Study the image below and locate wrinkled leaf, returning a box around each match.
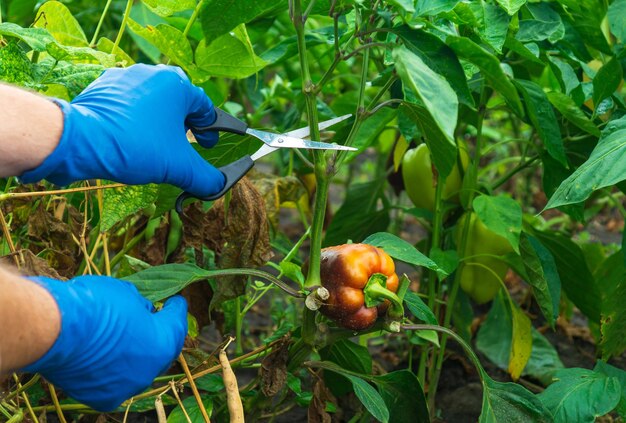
[101,184,159,232]
[480,375,552,422]
[538,368,621,423]
[0,22,55,51]
[494,0,527,15]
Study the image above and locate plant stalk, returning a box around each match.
[90,0,114,46]
[113,0,133,52]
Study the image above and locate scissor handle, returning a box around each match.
[175,155,255,214]
[190,107,249,135]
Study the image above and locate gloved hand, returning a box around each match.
[21,275,187,412]
[19,64,225,198]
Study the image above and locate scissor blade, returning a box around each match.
[285,114,352,138]
[247,129,357,151]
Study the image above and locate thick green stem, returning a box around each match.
[113,0,132,52]
[291,0,327,288]
[90,0,114,46]
[305,175,330,287]
[364,281,404,318]
[418,172,445,384]
[183,0,207,38]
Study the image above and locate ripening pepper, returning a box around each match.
[318,244,401,331]
[401,142,469,212]
[455,212,512,304]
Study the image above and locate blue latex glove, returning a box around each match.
[21,276,187,412]
[19,64,225,197]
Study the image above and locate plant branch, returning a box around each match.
[113,0,133,51]
[90,0,113,46]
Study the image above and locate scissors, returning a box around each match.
[175,108,355,213]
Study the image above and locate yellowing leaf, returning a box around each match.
[508,301,532,380]
[393,136,409,172]
[34,1,88,46]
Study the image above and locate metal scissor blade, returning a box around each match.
[285,114,352,138]
[246,129,357,151]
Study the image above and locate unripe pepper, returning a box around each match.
[318,244,401,331]
[401,143,469,212]
[455,212,512,304]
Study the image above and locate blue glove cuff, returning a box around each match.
[21,277,80,373]
[19,99,77,185]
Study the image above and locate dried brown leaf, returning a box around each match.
[247,170,307,228]
[308,376,336,423]
[261,335,292,397]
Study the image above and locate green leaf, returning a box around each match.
[200,0,284,41]
[363,232,447,276]
[346,375,390,423]
[560,0,612,55]
[321,340,373,397]
[545,116,626,210]
[447,36,524,116]
[515,80,567,167]
[595,251,626,359]
[167,395,212,423]
[323,179,389,247]
[473,195,522,254]
[538,368,621,423]
[533,230,600,322]
[472,2,511,53]
[429,247,459,278]
[398,102,458,181]
[194,133,261,168]
[415,0,459,16]
[45,43,116,67]
[124,263,212,302]
[594,361,626,418]
[44,60,104,99]
[195,374,225,393]
[404,291,438,325]
[0,22,55,51]
[608,0,626,43]
[480,375,552,422]
[127,20,196,75]
[546,91,600,137]
[476,293,564,386]
[196,24,268,79]
[0,42,34,84]
[494,0,527,15]
[387,0,415,14]
[592,57,623,108]
[101,184,158,232]
[516,3,564,43]
[519,234,561,327]
[393,45,458,177]
[374,371,430,423]
[393,26,473,106]
[34,1,87,46]
[142,0,195,17]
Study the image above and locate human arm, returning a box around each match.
[1,64,225,197]
[0,266,61,371]
[0,267,188,411]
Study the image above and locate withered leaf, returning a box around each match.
[308,376,336,423]
[19,249,64,279]
[180,177,273,310]
[247,170,308,228]
[261,335,292,397]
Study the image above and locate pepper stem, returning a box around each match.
[364,273,404,319]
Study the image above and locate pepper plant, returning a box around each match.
[1,0,626,422]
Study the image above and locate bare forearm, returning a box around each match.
[0,266,60,373]
[0,84,63,177]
